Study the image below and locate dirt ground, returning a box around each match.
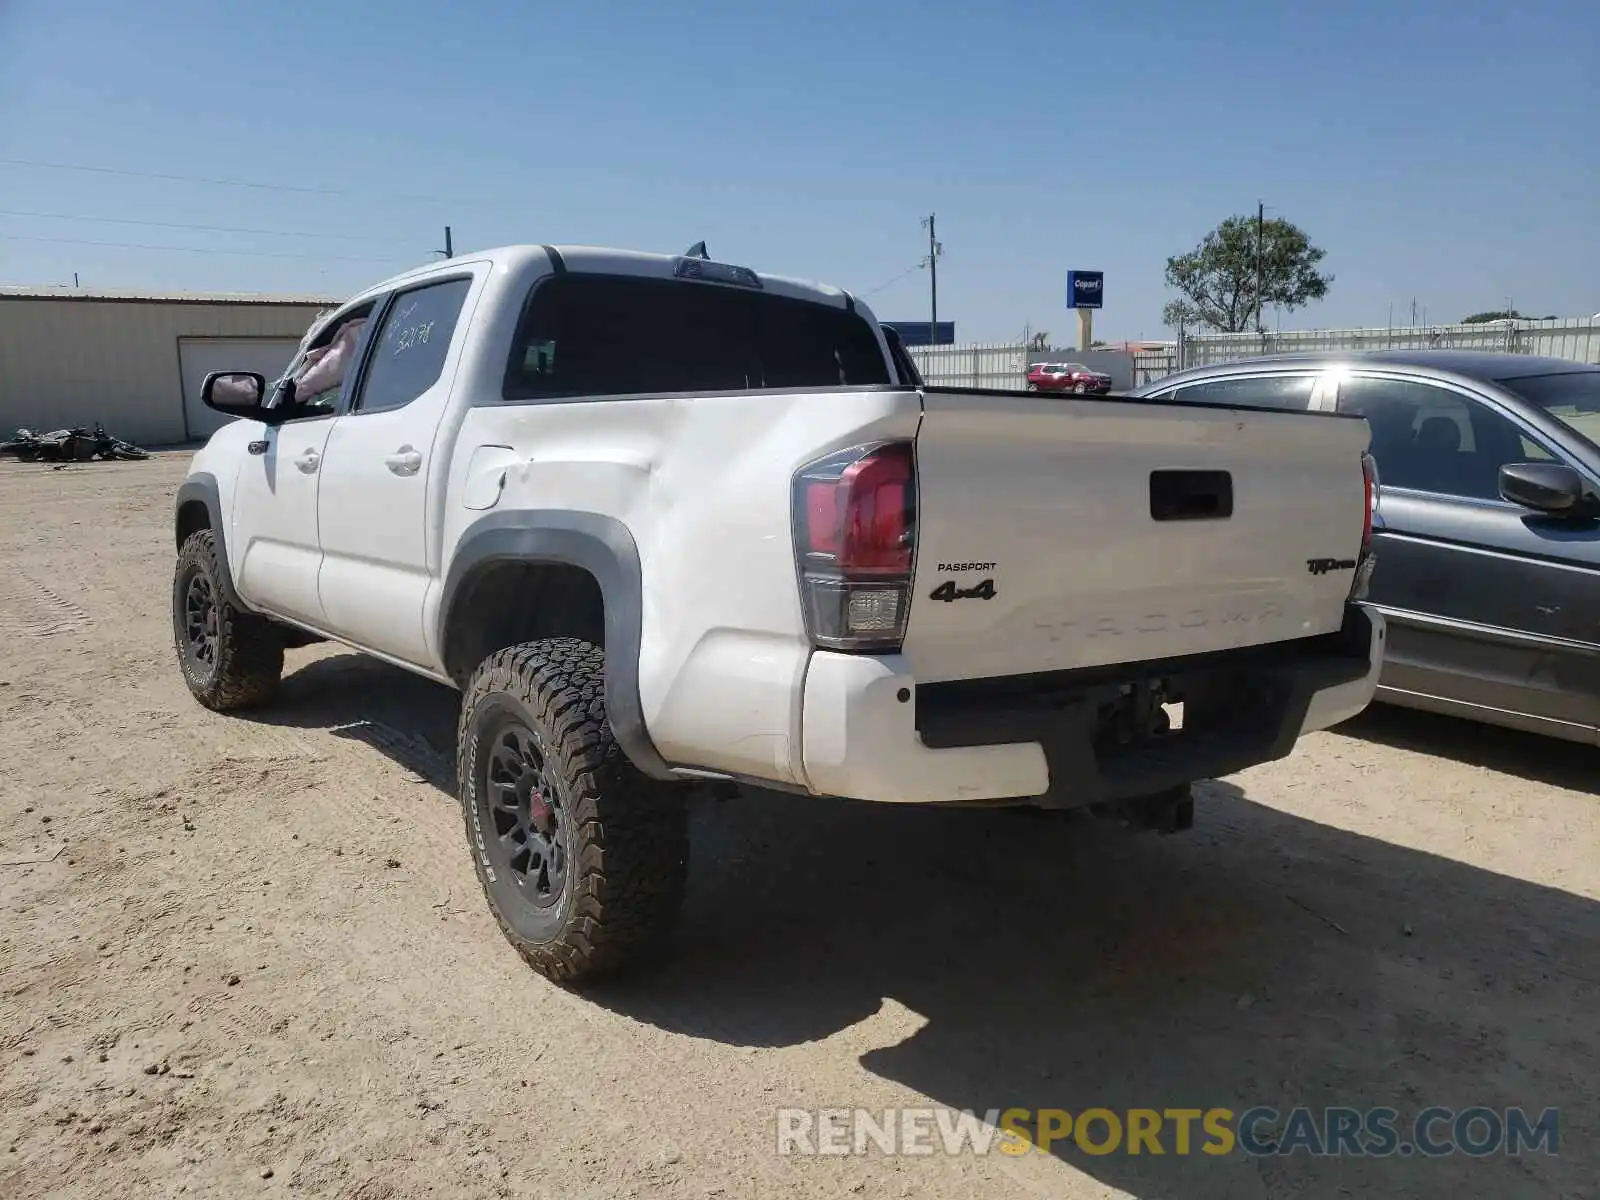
[1,454,1596,1200]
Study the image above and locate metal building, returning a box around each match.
[0,286,336,446]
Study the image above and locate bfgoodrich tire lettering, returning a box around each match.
[457,638,688,983]
[172,529,284,710]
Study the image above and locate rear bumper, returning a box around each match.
[799,604,1384,806]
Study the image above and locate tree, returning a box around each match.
[1162,214,1331,332]
[1461,310,1524,324]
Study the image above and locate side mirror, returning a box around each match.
[1499,461,1587,515]
[201,371,268,418]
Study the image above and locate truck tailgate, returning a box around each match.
[906,390,1371,682]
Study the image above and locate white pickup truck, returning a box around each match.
[173,244,1383,983]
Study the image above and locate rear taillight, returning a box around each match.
[1351,452,1378,600]
[792,441,917,652]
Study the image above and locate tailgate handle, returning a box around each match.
[1150,470,1233,521]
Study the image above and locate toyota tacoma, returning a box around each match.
[172,243,1383,982]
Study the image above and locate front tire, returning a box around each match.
[457,639,688,984]
[173,530,284,710]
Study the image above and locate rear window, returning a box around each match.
[503,274,891,400]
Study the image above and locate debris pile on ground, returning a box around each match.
[0,423,150,464]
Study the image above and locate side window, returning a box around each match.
[353,278,472,414]
[882,327,924,388]
[1338,376,1553,501]
[273,305,375,420]
[1170,374,1317,410]
[1520,435,1554,461]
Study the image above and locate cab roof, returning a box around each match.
[362,244,854,310]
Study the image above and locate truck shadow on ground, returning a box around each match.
[264,651,462,786]
[610,788,1598,1198]
[1335,703,1600,796]
[262,651,1597,1199]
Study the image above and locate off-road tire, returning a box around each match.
[457,638,689,984]
[172,529,284,710]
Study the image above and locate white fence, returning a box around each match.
[909,317,1600,392]
[906,341,1031,390]
[1179,317,1600,371]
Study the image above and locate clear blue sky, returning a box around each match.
[2,0,1595,340]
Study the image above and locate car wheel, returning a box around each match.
[1074,382,1088,394]
[1026,382,1039,392]
[172,529,284,711]
[458,638,689,984]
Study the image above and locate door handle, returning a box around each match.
[385,447,423,476]
[295,449,320,473]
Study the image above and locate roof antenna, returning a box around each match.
[684,241,710,260]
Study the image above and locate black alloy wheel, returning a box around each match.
[182,569,218,675]
[482,718,570,909]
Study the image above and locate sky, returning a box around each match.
[1,0,1595,341]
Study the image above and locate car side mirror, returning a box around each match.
[1499,461,1588,515]
[201,371,268,419]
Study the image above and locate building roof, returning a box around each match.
[0,284,340,306]
[3,244,851,313]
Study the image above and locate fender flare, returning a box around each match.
[438,510,671,780]
[174,474,248,610]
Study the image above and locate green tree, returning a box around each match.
[1162,215,1332,332]
[1461,310,1524,323]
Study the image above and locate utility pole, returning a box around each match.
[921,214,942,344]
[1254,200,1265,333]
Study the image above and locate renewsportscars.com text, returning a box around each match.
[775,1106,1559,1158]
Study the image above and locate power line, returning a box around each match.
[0,207,413,244]
[0,157,488,206]
[0,233,405,264]
[861,262,923,297]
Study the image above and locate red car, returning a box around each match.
[1026,362,1113,394]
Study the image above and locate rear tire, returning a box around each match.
[457,638,688,984]
[172,530,284,710]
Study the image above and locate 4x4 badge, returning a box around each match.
[930,578,997,602]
